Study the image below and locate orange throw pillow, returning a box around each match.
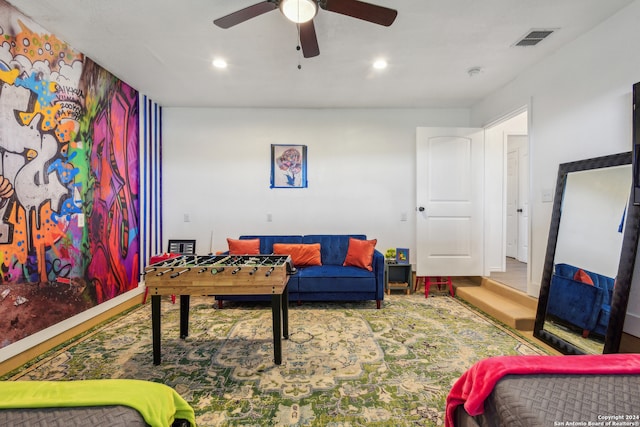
[343,237,377,271]
[574,268,594,285]
[273,243,322,267]
[227,238,260,255]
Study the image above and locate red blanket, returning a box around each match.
[445,353,640,427]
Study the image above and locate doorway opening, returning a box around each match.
[485,109,530,294]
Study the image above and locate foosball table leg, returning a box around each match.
[272,293,283,365]
[151,295,161,365]
[283,286,289,340]
[179,295,190,339]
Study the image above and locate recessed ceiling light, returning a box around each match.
[212,58,227,69]
[373,59,387,70]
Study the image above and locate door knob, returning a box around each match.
[517,208,523,213]
[418,206,425,212]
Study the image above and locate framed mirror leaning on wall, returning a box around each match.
[534,152,640,354]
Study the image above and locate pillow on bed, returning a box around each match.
[273,243,321,267]
[574,268,594,286]
[343,237,377,271]
[227,238,260,255]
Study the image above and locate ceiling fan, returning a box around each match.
[213,0,398,58]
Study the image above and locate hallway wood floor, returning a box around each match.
[488,257,527,293]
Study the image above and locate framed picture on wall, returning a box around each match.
[396,248,409,264]
[270,144,308,188]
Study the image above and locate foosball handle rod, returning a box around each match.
[156,268,174,276]
[170,268,190,278]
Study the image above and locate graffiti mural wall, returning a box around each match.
[0,1,140,348]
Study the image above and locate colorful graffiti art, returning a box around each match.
[0,3,140,348]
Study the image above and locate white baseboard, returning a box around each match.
[624,311,640,338]
[527,283,540,299]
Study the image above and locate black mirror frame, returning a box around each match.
[533,151,639,354]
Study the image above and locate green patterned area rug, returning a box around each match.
[5,294,547,426]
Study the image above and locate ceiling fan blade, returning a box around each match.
[213,2,277,29]
[299,20,320,58]
[323,0,397,26]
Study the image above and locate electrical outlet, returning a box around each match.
[266,213,273,222]
[400,212,408,222]
[77,213,84,227]
[184,213,190,222]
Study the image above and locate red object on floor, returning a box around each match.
[143,253,181,304]
[418,276,454,298]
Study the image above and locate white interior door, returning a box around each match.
[506,134,529,263]
[416,127,484,277]
[506,149,518,258]
[516,137,529,263]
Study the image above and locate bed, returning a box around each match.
[0,379,196,427]
[446,354,640,427]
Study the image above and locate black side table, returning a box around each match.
[384,262,413,295]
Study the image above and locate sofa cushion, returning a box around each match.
[343,237,377,271]
[298,265,374,279]
[301,234,367,265]
[239,235,303,254]
[574,268,594,285]
[227,238,260,255]
[297,266,376,293]
[273,243,322,267]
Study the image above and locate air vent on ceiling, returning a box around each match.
[514,29,556,47]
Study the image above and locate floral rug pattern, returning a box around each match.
[6,294,547,426]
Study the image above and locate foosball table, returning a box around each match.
[144,254,293,365]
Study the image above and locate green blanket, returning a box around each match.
[0,379,196,427]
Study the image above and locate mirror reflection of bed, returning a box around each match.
[534,152,639,355]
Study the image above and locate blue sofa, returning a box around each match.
[216,234,384,309]
[546,263,614,338]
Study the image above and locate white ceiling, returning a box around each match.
[6,0,634,108]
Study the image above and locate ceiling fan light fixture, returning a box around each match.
[280,0,317,23]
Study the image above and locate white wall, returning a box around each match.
[554,165,630,277]
[471,0,640,334]
[162,108,470,262]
